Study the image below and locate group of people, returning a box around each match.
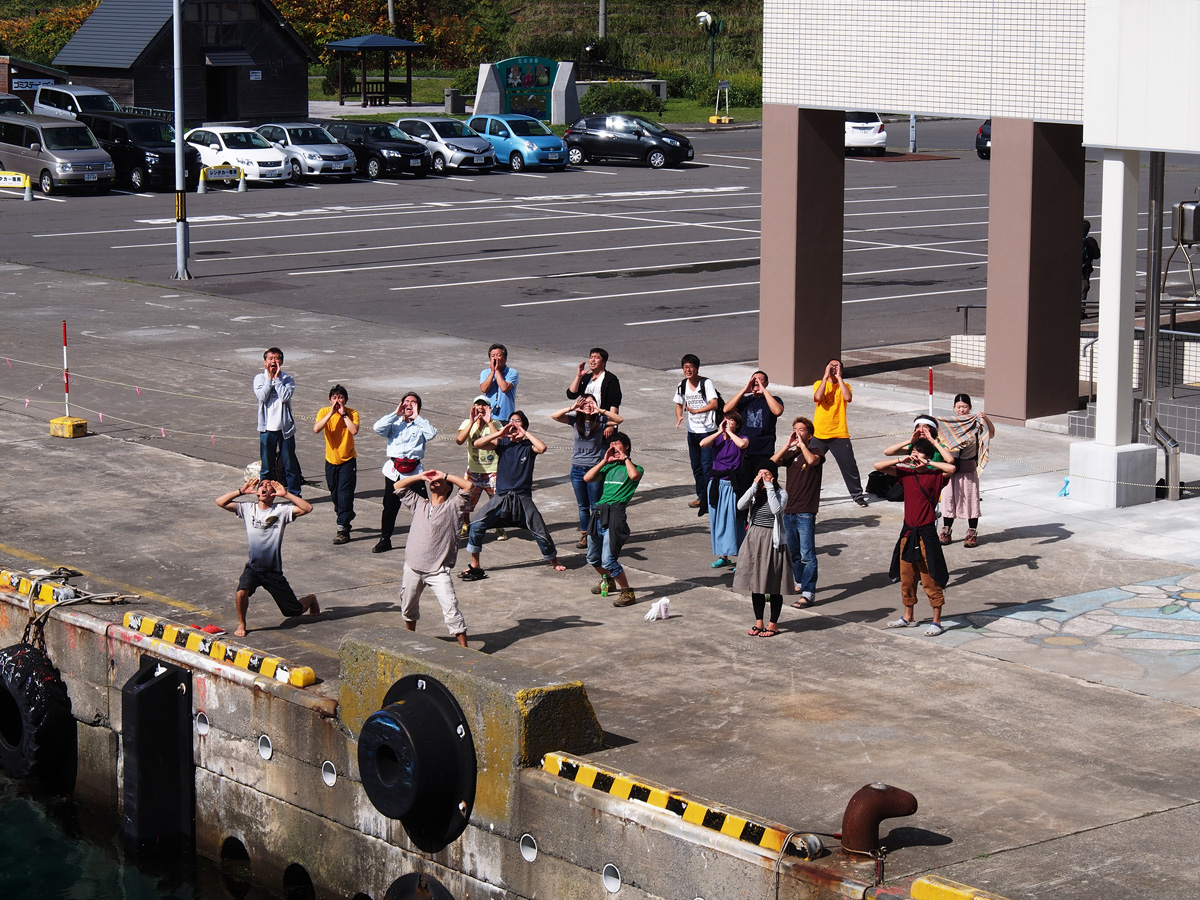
[221,345,995,644]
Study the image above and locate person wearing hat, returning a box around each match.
[455,395,503,539]
[883,415,954,463]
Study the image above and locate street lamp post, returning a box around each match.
[695,11,723,76]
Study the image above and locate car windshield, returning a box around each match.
[507,118,553,137]
[43,126,99,151]
[365,123,408,142]
[128,121,175,145]
[628,116,666,134]
[286,127,335,145]
[0,98,30,114]
[77,94,121,113]
[431,120,478,139]
[846,111,880,124]
[221,131,271,150]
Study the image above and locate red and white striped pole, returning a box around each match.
[927,366,934,416]
[62,319,70,418]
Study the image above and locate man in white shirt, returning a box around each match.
[673,353,720,515]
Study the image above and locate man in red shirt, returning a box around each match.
[873,438,956,636]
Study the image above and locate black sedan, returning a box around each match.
[320,120,430,179]
[976,119,991,160]
[564,113,693,169]
[76,111,201,191]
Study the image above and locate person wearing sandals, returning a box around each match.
[771,417,825,607]
[874,439,956,636]
[455,396,502,540]
[551,397,622,550]
[700,411,749,571]
[937,394,994,548]
[583,432,644,607]
[460,412,568,581]
[734,468,795,636]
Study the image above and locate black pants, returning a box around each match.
[812,437,863,501]
[380,475,427,540]
[325,458,357,530]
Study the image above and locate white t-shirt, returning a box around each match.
[673,377,718,434]
[236,501,295,571]
[584,370,606,406]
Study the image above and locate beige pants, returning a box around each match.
[401,565,466,635]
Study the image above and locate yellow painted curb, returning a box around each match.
[1,570,73,603]
[543,751,791,853]
[910,875,1012,900]
[123,611,316,687]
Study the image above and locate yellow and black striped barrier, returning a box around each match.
[123,612,315,687]
[542,751,793,853]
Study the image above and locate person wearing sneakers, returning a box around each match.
[215,477,320,638]
[701,411,749,571]
[813,359,868,506]
[393,469,474,647]
[673,354,720,515]
[771,417,825,608]
[551,396,622,550]
[460,412,568,580]
[583,432,644,607]
[874,438,956,636]
[455,396,502,540]
[313,384,359,545]
[372,392,437,553]
[937,393,994,549]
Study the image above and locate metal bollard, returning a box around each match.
[237,169,247,192]
[197,170,207,194]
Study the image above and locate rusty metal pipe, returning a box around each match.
[840,782,918,854]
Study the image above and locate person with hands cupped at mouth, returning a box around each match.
[583,433,643,608]
[733,467,794,637]
[700,411,750,571]
[372,392,437,554]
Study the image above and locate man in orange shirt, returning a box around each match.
[813,359,867,507]
[313,384,360,544]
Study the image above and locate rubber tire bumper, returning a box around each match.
[0,643,73,780]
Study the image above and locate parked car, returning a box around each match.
[34,84,122,120]
[845,111,887,155]
[976,119,991,160]
[183,126,288,184]
[466,113,566,171]
[0,112,114,194]
[394,117,495,174]
[76,111,200,191]
[256,122,356,182]
[563,114,693,169]
[0,92,31,115]
[320,120,430,179]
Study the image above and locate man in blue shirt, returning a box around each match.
[371,392,437,553]
[479,343,518,422]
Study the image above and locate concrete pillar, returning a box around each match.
[984,119,1084,424]
[758,105,844,387]
[1068,148,1155,507]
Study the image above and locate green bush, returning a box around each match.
[578,80,665,116]
[450,67,478,95]
[657,70,761,105]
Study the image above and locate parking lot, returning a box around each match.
[4,119,1199,370]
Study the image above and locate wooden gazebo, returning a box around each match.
[326,34,425,107]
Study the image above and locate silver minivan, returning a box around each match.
[33,84,122,120]
[0,113,115,194]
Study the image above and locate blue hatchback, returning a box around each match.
[466,114,567,172]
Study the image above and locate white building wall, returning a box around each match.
[764,0,1084,122]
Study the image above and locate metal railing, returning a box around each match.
[955,304,986,334]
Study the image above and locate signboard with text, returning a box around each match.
[494,56,557,120]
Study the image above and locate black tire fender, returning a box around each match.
[0,643,73,781]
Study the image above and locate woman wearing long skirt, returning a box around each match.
[733,468,796,636]
[700,411,748,569]
[938,393,994,548]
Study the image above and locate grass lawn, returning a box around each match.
[309,76,453,105]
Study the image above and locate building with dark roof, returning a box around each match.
[53,0,316,123]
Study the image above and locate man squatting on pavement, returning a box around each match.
[372,392,437,554]
[313,384,359,545]
[584,432,644,608]
[215,478,320,637]
[460,411,567,580]
[874,438,956,637]
[393,469,474,647]
[253,347,303,496]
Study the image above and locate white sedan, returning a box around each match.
[184,126,289,184]
[845,111,887,156]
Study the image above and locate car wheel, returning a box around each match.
[130,166,147,191]
[977,149,990,160]
[509,151,524,172]
[290,159,303,182]
[567,146,585,166]
[39,170,55,196]
[431,154,446,174]
[366,157,382,179]
[647,149,667,169]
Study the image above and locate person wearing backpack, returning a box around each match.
[673,354,721,515]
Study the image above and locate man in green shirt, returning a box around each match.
[583,433,644,607]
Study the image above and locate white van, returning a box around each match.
[34,84,122,120]
[0,113,115,194]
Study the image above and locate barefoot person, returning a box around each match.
[394,469,475,647]
[215,478,319,637]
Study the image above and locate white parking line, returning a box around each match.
[502,280,760,309]
[843,286,986,304]
[700,162,752,170]
[0,189,67,203]
[627,309,759,325]
[509,171,549,178]
[704,154,762,162]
